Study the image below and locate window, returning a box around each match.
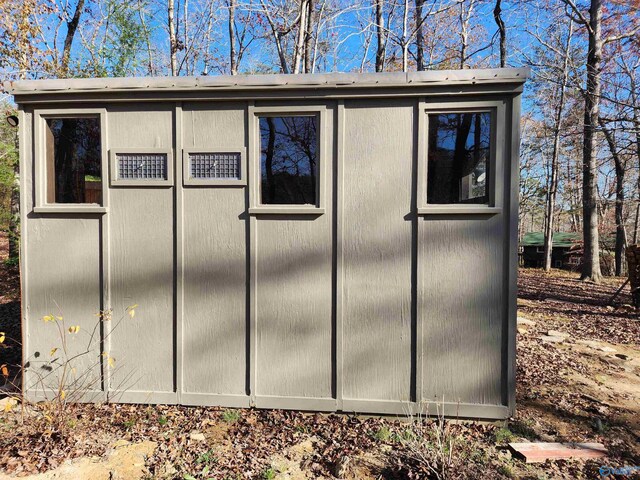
[259,115,318,205]
[109,148,173,187]
[116,153,168,180]
[427,112,490,205]
[190,152,241,180]
[45,117,102,204]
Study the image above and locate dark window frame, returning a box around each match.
[34,108,108,214]
[417,101,504,216]
[248,105,326,215]
[426,111,491,206]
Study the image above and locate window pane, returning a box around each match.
[46,117,102,204]
[427,112,490,205]
[260,116,318,205]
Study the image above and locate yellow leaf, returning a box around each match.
[3,399,13,412]
[108,356,116,368]
[49,347,58,356]
[101,351,108,358]
[42,315,54,323]
[56,316,63,321]
[0,332,5,343]
[127,304,138,318]
[0,365,8,378]
[68,325,80,334]
[60,390,66,400]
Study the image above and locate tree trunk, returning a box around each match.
[415,0,425,71]
[228,0,237,75]
[304,0,314,73]
[293,0,308,74]
[375,0,385,72]
[543,20,572,272]
[600,118,627,276]
[61,0,86,75]
[168,0,177,75]
[459,0,473,69]
[493,0,506,67]
[580,0,603,282]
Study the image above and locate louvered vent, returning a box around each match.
[117,153,167,180]
[190,152,241,180]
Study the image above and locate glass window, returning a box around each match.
[427,112,490,205]
[259,115,318,205]
[45,117,102,204]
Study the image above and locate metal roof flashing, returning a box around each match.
[6,68,529,99]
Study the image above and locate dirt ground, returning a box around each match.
[0,232,639,479]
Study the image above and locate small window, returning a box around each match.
[45,117,102,204]
[427,112,490,205]
[190,152,241,180]
[116,153,167,180]
[259,115,318,205]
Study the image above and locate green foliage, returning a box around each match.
[0,103,18,236]
[494,427,514,444]
[158,416,168,426]
[196,449,217,465]
[123,418,137,429]
[3,256,18,267]
[89,0,152,77]
[221,409,240,423]
[373,425,391,442]
[261,468,276,480]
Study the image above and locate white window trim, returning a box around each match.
[247,104,327,215]
[109,148,174,187]
[182,147,247,187]
[417,99,505,215]
[33,108,108,214]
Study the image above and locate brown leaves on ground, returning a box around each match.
[1,250,639,479]
[515,268,640,479]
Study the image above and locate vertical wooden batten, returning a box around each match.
[175,102,184,401]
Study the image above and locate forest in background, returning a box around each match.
[0,0,638,282]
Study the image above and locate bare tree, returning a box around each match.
[168,0,177,75]
[561,0,640,282]
[375,0,387,72]
[228,0,238,74]
[543,19,573,272]
[493,0,505,67]
[61,0,86,75]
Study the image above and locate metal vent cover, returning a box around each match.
[117,153,168,180]
[189,152,241,180]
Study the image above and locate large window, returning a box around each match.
[427,112,490,205]
[45,117,102,204]
[259,115,318,205]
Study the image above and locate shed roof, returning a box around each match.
[6,68,529,97]
[521,232,581,248]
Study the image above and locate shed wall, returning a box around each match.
[20,88,520,418]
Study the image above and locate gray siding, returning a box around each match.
[107,105,175,396]
[341,100,414,403]
[18,74,524,418]
[181,103,248,398]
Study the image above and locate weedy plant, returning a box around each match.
[1,303,138,434]
[398,401,461,480]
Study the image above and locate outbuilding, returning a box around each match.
[9,68,527,419]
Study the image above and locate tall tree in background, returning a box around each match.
[493,0,505,67]
[543,19,573,272]
[168,0,177,75]
[561,0,639,282]
[61,0,86,75]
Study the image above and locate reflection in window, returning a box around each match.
[259,115,318,205]
[427,112,490,204]
[45,117,102,204]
